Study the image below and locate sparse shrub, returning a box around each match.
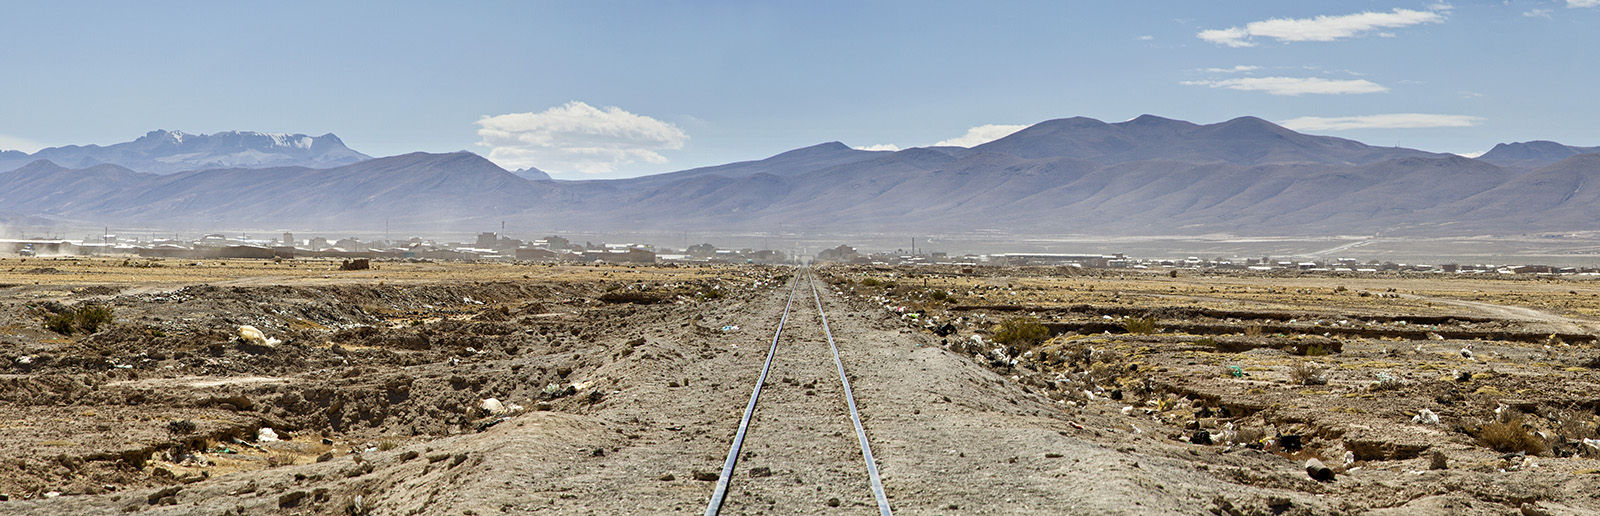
[268,453,297,467]
[1334,285,1348,293]
[44,311,76,335]
[1121,316,1158,335]
[166,419,197,437]
[1476,418,1546,455]
[699,288,723,300]
[42,303,114,335]
[1288,362,1328,385]
[340,259,370,271]
[1195,337,1217,347]
[859,278,882,287]
[929,290,949,301]
[1303,343,1329,356]
[75,304,114,333]
[378,441,399,452]
[1244,325,1264,337]
[991,317,1050,348]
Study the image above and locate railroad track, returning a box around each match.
[704,269,892,516]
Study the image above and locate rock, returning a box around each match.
[749,466,772,477]
[1429,450,1448,470]
[1305,458,1335,482]
[278,490,309,509]
[658,473,675,481]
[1190,430,1213,445]
[1521,503,1553,516]
[535,401,554,411]
[146,486,181,505]
[691,469,719,482]
[317,452,334,463]
[826,497,841,507]
[399,450,419,462]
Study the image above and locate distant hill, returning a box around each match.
[0,130,371,174]
[1476,140,1600,170]
[5,115,1600,237]
[513,167,552,181]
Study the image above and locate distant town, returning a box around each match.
[1,232,1597,275]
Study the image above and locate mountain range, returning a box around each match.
[0,130,369,174]
[1,116,1598,237]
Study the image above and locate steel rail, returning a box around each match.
[703,271,800,516]
[809,273,894,516]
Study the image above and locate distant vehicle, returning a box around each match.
[19,244,35,257]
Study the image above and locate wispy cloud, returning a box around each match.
[475,101,688,174]
[1279,113,1482,131]
[935,124,1028,147]
[1198,8,1445,47]
[854,144,900,152]
[1181,77,1387,96]
[0,133,45,153]
[1524,8,1553,18]
[1138,35,1155,41]
[1201,65,1261,73]
[1569,0,1600,8]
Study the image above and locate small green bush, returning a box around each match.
[75,304,114,333]
[929,290,949,301]
[45,311,76,335]
[42,304,115,335]
[859,278,882,287]
[992,317,1050,348]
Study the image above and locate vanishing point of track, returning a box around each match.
[704,269,892,516]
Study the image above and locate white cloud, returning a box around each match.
[1198,8,1445,47]
[475,101,688,174]
[934,124,1028,147]
[1278,113,1482,131]
[854,144,900,152]
[0,133,45,153]
[1181,76,1387,96]
[1138,35,1155,41]
[1569,0,1600,7]
[1201,65,1262,73]
[1524,8,1553,18]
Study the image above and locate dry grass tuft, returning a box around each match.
[992,317,1050,348]
[1288,362,1328,385]
[1476,418,1546,455]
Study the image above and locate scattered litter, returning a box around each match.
[1226,365,1246,378]
[480,398,507,415]
[720,325,740,332]
[257,427,279,442]
[1343,450,1356,468]
[1412,408,1440,425]
[1305,458,1335,481]
[238,325,280,347]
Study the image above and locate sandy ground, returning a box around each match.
[0,259,1598,514]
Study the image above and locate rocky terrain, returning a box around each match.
[0,258,1597,514]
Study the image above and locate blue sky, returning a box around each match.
[1,1,1596,179]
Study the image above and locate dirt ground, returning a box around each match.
[0,258,1598,515]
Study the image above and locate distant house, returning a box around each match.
[516,247,559,261]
